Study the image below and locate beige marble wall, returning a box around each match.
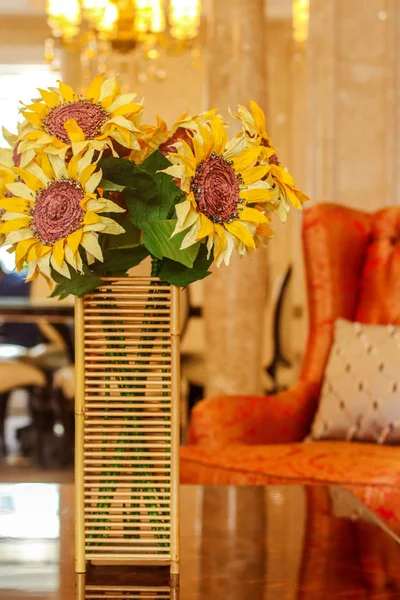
[308,0,400,209]
[286,0,400,371]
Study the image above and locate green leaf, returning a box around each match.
[51,265,102,299]
[99,157,141,185]
[158,245,213,287]
[99,157,157,202]
[140,149,171,175]
[100,179,126,192]
[99,214,142,250]
[95,245,149,276]
[142,219,200,268]
[126,169,184,229]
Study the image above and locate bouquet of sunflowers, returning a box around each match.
[0,74,308,297]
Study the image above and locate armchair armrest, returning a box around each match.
[188,381,320,446]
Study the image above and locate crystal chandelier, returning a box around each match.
[45,0,202,82]
[292,0,309,44]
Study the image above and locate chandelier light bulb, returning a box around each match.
[169,0,201,40]
[292,0,310,44]
[46,0,81,39]
[82,0,108,26]
[96,1,119,33]
[134,0,166,34]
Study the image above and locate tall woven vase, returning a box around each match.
[74,276,180,577]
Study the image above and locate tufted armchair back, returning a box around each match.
[186,203,400,447]
[300,204,400,387]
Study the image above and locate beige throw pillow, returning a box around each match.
[311,319,400,444]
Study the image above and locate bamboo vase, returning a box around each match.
[74,277,180,576]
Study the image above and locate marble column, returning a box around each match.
[60,46,83,90]
[204,0,269,397]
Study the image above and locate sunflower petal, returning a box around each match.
[67,228,83,255]
[241,165,269,185]
[86,74,105,103]
[231,146,261,172]
[24,101,48,116]
[48,154,68,180]
[86,198,125,214]
[80,163,97,187]
[15,238,37,269]
[39,89,60,109]
[85,170,102,194]
[50,254,70,277]
[180,220,201,250]
[81,232,103,261]
[22,111,43,128]
[210,116,228,155]
[83,211,101,225]
[76,148,95,176]
[0,199,30,215]
[196,213,214,240]
[37,253,52,279]
[25,260,38,281]
[106,115,137,133]
[26,242,43,262]
[39,153,54,179]
[217,230,235,267]
[0,217,31,233]
[225,221,256,248]
[213,223,227,260]
[15,163,49,187]
[67,154,79,181]
[256,223,274,238]
[64,243,77,270]
[58,81,76,102]
[111,103,142,118]
[10,170,42,192]
[99,76,118,103]
[249,101,266,135]
[241,185,273,204]
[5,182,35,201]
[64,119,85,143]
[53,239,65,267]
[97,216,125,235]
[108,93,137,113]
[238,206,269,224]
[5,229,33,244]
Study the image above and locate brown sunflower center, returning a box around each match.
[191,153,244,224]
[32,179,84,245]
[42,100,109,144]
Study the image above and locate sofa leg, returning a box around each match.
[0,392,9,457]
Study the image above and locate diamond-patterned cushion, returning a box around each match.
[311,319,400,444]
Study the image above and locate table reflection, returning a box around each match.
[0,484,398,599]
[76,569,179,599]
[0,483,59,594]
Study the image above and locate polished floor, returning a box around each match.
[0,484,398,599]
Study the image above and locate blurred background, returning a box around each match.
[0,0,397,472]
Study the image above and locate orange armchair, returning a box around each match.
[180,204,400,491]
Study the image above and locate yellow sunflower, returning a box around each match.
[130,109,218,164]
[235,101,309,221]
[0,148,16,246]
[17,74,143,159]
[0,151,125,281]
[164,116,274,266]
[0,148,15,198]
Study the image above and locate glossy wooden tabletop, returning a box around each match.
[0,484,399,599]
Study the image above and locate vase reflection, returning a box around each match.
[76,568,179,599]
